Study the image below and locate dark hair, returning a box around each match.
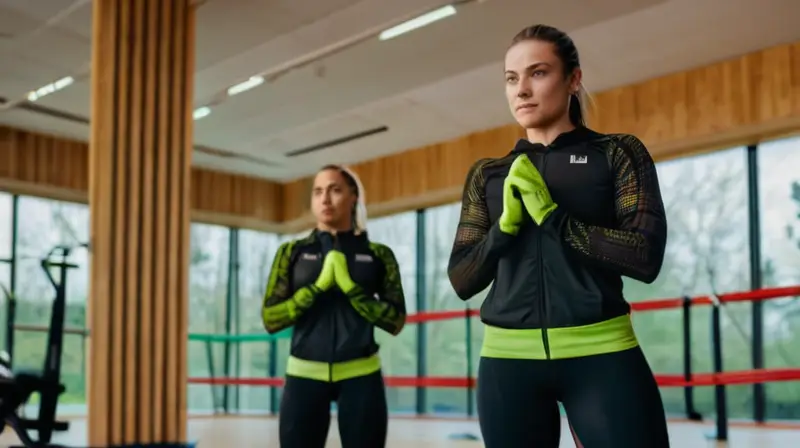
[318,164,360,230]
[510,24,585,127]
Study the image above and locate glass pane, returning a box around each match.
[424,203,487,416]
[0,192,11,353]
[0,262,8,354]
[757,135,800,420]
[0,193,11,259]
[625,147,752,419]
[13,196,90,415]
[14,197,90,327]
[187,223,230,413]
[236,229,282,413]
[367,212,418,414]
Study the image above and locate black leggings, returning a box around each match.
[279,370,388,448]
[477,346,670,448]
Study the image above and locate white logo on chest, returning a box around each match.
[569,155,588,164]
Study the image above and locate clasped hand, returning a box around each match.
[314,250,357,294]
[498,154,558,234]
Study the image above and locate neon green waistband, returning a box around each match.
[481,315,638,360]
[286,354,381,382]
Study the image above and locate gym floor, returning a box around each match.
[1,416,799,447]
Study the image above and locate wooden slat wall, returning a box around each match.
[190,168,283,230]
[0,126,89,201]
[591,43,800,158]
[0,125,284,225]
[2,41,799,232]
[88,0,193,445]
[282,41,800,226]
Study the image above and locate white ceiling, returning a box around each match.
[0,0,798,182]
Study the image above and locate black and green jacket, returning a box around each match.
[262,229,406,363]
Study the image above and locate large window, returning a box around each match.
[187,223,231,412]
[367,212,418,413]
[757,135,800,419]
[423,203,486,415]
[625,147,753,418]
[13,197,90,412]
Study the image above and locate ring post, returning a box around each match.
[682,295,702,420]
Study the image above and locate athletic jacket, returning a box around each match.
[447,126,668,334]
[262,229,406,363]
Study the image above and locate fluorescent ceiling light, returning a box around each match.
[227,76,264,96]
[193,107,211,120]
[27,76,74,102]
[379,5,457,41]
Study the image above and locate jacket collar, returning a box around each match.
[510,126,599,154]
[310,228,366,249]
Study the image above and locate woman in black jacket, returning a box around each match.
[262,165,407,448]
[448,24,671,447]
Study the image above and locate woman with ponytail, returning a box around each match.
[447,24,670,447]
[261,164,406,448]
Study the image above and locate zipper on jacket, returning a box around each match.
[538,151,551,360]
[329,234,338,381]
[329,329,335,382]
[330,308,337,382]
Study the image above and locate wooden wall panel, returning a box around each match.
[0,125,284,227]
[282,41,800,227]
[190,168,282,228]
[589,43,800,159]
[0,126,88,201]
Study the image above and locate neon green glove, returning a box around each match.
[498,169,526,235]
[505,154,558,226]
[328,251,358,294]
[314,252,337,291]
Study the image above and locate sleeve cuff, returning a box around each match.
[345,284,365,300]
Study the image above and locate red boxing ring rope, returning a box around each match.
[402,285,800,323]
[189,285,800,390]
[188,368,800,389]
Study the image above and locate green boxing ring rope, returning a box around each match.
[188,328,291,343]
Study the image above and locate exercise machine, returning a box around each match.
[1,243,86,447]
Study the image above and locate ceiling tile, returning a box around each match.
[195,0,299,71]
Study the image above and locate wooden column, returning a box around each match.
[88,0,195,445]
